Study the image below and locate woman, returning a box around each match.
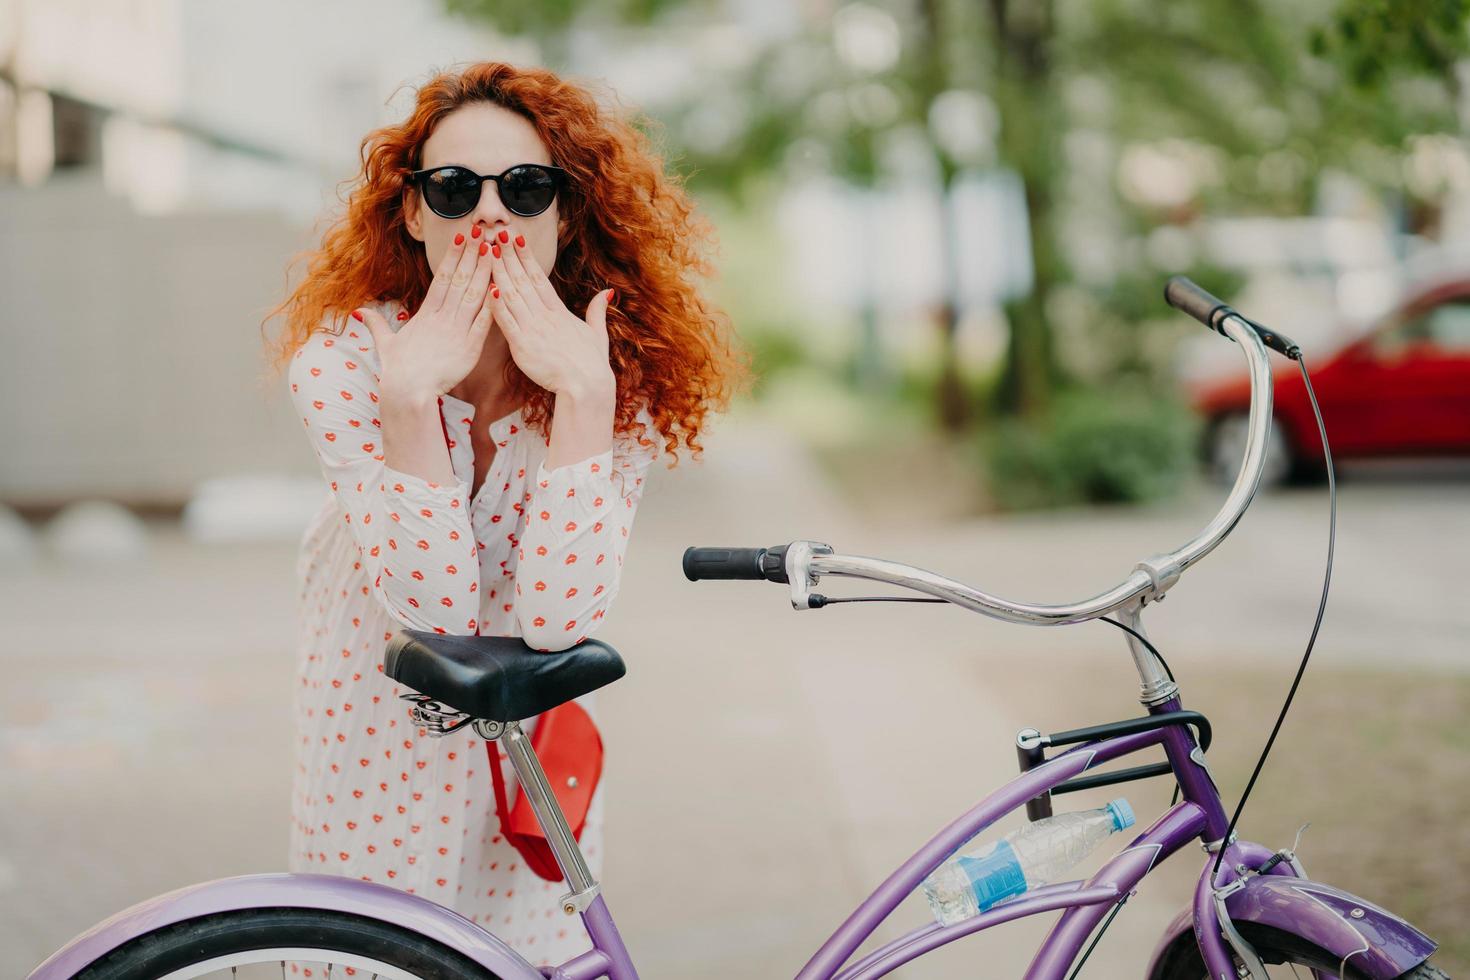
[263,61,746,968]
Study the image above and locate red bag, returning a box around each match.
[486,700,603,882]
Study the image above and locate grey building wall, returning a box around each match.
[0,171,324,508]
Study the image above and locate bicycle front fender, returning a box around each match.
[1145,875,1437,980]
[27,872,550,980]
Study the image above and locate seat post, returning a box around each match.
[498,720,600,908]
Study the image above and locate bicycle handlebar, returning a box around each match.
[684,279,1283,626]
[1167,274,1302,359]
[1165,275,1232,333]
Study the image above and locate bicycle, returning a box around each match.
[29,278,1447,979]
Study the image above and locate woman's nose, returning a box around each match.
[469,184,513,228]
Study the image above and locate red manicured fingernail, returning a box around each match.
[479,241,489,256]
[492,243,501,258]
[471,225,482,239]
[498,229,509,243]
[608,288,616,304]
[514,234,525,248]
[491,286,500,299]
[453,233,464,246]
[351,310,364,322]
[396,311,409,321]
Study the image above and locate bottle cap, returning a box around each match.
[1106,799,1135,831]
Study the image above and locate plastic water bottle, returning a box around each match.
[921,799,1135,926]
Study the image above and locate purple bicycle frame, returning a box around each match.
[796,717,1193,979]
[785,693,1433,980]
[30,695,1436,980]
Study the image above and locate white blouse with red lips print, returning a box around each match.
[284,298,660,968]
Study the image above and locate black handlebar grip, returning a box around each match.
[1165,275,1301,359]
[1164,276,1232,334]
[683,546,785,582]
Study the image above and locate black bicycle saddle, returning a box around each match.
[384,629,626,722]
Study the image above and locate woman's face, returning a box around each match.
[405,102,563,276]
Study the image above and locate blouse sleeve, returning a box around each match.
[511,406,662,652]
[287,327,481,636]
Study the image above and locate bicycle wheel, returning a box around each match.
[74,907,504,980]
[1151,921,1450,980]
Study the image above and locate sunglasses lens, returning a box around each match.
[500,166,558,216]
[422,167,479,217]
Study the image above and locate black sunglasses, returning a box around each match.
[409,163,569,219]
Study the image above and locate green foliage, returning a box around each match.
[890,356,1001,428]
[1072,262,1247,382]
[441,0,704,60]
[1097,262,1245,328]
[1079,0,1466,214]
[739,322,814,399]
[445,0,1470,501]
[1311,0,1470,88]
[983,385,1201,509]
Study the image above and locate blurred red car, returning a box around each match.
[1193,278,1470,485]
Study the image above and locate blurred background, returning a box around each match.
[1,0,1466,976]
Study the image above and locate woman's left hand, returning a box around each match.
[488,229,616,401]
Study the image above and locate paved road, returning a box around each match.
[3,402,1465,977]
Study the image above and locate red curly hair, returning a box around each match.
[262,61,749,461]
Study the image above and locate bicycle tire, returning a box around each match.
[73,907,504,980]
[1397,965,1452,980]
[1150,921,1450,980]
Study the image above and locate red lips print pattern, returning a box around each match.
[284,299,657,969]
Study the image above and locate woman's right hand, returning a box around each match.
[353,229,497,401]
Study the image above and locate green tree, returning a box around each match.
[442,0,688,68]
[445,0,1470,423]
[687,0,1467,414]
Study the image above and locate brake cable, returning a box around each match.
[1213,353,1336,876]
